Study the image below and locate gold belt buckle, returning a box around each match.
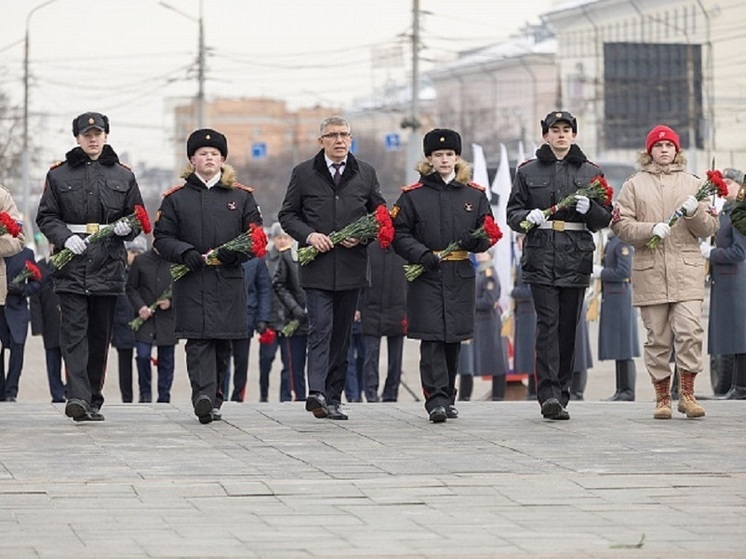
[552,220,565,232]
[86,223,100,235]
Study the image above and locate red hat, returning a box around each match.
[646,125,680,153]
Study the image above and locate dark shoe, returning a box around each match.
[541,398,563,419]
[569,392,584,401]
[446,405,459,419]
[89,407,105,421]
[211,408,222,421]
[554,407,570,420]
[5,396,16,402]
[429,406,447,423]
[65,399,88,420]
[194,395,213,424]
[305,393,328,419]
[326,403,348,420]
[719,387,746,400]
[74,410,105,422]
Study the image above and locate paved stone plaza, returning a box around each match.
[1,399,744,558]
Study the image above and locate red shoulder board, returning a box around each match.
[517,158,535,168]
[467,181,486,191]
[162,184,185,198]
[49,160,64,170]
[401,181,423,192]
[118,162,132,171]
[233,182,254,193]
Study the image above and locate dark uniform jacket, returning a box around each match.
[125,249,176,346]
[392,165,493,342]
[598,235,640,361]
[278,151,386,291]
[36,145,143,296]
[360,243,407,338]
[243,256,272,333]
[272,247,309,336]
[153,167,262,340]
[474,264,507,376]
[506,144,611,287]
[29,258,60,350]
[1,247,41,346]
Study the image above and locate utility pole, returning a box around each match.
[403,0,421,184]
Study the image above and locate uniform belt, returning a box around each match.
[437,250,469,261]
[67,223,101,234]
[537,220,587,231]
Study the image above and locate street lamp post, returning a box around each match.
[22,0,57,227]
[159,0,205,128]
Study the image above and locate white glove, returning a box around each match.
[575,195,590,215]
[592,264,603,279]
[700,241,713,259]
[113,221,132,236]
[64,235,87,255]
[682,195,698,216]
[526,208,547,225]
[652,222,671,239]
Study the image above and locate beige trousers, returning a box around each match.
[638,300,704,381]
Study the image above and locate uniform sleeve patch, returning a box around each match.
[391,205,400,219]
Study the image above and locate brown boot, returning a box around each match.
[678,371,705,418]
[653,377,672,419]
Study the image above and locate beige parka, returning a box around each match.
[611,154,719,306]
[0,186,25,304]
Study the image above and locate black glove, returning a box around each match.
[459,230,480,251]
[291,306,307,320]
[182,249,205,272]
[256,321,268,334]
[419,251,440,273]
[217,247,249,266]
[7,283,24,296]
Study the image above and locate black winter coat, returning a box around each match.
[278,151,386,291]
[506,144,611,287]
[125,249,176,346]
[36,145,144,296]
[29,259,60,350]
[153,170,262,339]
[360,243,407,338]
[392,168,493,342]
[1,247,41,346]
[272,247,309,336]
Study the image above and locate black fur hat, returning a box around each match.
[423,128,462,156]
[187,128,228,159]
[72,112,109,136]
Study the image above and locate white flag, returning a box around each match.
[471,143,490,192]
[517,141,527,166]
[490,143,514,311]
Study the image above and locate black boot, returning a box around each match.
[458,375,473,401]
[616,360,636,401]
[570,370,586,400]
[492,375,506,401]
[720,353,746,400]
[525,373,537,401]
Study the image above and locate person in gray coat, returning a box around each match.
[595,232,640,401]
[703,167,746,399]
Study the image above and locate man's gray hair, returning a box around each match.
[319,116,350,136]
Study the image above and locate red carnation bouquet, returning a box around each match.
[0,213,23,238]
[646,169,729,249]
[170,223,268,280]
[519,175,614,232]
[50,204,152,270]
[258,327,277,345]
[404,215,503,281]
[298,204,395,265]
[12,260,42,284]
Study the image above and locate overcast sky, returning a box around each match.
[1,0,557,176]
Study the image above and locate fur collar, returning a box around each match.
[415,159,472,184]
[65,145,120,168]
[535,143,588,166]
[180,163,237,186]
[636,150,688,173]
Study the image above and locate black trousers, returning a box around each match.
[58,293,116,410]
[530,284,585,406]
[419,340,460,412]
[305,288,359,405]
[363,334,404,402]
[185,339,231,410]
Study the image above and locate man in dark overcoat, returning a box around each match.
[278,116,386,420]
[153,129,262,424]
[126,246,176,403]
[392,128,494,422]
